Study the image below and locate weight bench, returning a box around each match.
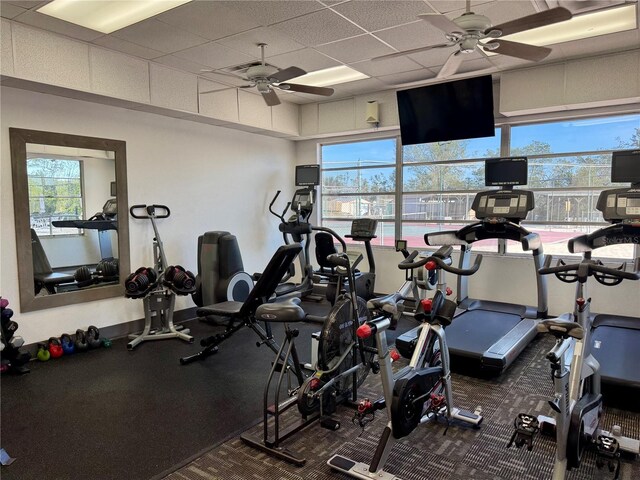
[179,243,303,375]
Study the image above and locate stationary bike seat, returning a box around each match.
[367,292,403,320]
[537,319,584,339]
[256,298,306,323]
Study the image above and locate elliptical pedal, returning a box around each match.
[596,435,621,479]
[508,413,540,451]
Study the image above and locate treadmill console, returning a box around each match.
[472,190,534,221]
[596,189,640,223]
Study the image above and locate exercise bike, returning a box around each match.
[329,245,483,480]
[240,247,377,466]
[509,254,640,479]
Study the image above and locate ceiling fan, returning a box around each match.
[200,43,334,106]
[373,1,573,78]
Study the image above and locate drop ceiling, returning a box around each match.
[1,0,638,104]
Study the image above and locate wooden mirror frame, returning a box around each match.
[9,128,130,312]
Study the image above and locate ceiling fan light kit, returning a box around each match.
[374,5,575,78]
[200,43,334,106]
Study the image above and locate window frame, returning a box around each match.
[319,112,640,260]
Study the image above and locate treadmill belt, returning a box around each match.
[447,310,522,358]
[592,326,640,389]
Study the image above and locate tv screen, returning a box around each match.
[397,75,495,146]
[296,165,320,186]
[485,157,528,186]
[611,150,640,183]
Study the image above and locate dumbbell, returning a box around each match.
[74,266,95,287]
[96,259,119,280]
[9,336,24,349]
[125,267,157,298]
[164,265,196,295]
[0,298,9,309]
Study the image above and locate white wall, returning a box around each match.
[294,138,640,319]
[1,86,296,344]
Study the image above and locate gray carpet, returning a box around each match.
[164,335,640,480]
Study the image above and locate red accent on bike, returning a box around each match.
[358,399,373,413]
[309,378,321,390]
[576,297,586,307]
[357,324,373,339]
[390,349,401,361]
[420,298,433,313]
[425,260,436,271]
[446,287,453,296]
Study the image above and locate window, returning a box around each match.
[321,138,397,246]
[320,113,639,259]
[27,157,84,237]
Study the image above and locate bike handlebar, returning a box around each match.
[398,246,482,276]
[540,255,640,285]
[130,204,170,219]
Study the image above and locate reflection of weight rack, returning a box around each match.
[125,205,195,350]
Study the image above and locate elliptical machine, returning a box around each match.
[329,246,483,480]
[266,164,322,301]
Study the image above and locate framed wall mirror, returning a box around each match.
[10,128,130,312]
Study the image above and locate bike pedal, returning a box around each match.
[507,413,540,451]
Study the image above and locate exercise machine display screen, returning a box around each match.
[473,190,534,220]
[611,150,640,184]
[485,157,528,187]
[296,164,320,186]
[597,190,640,221]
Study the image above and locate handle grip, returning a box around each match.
[397,250,420,269]
[129,204,170,219]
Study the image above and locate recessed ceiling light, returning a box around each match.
[287,65,369,87]
[485,3,637,56]
[37,0,192,34]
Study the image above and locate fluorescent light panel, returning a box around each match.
[37,0,192,34]
[288,66,369,87]
[485,3,637,56]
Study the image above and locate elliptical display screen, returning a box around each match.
[485,157,528,187]
[611,150,640,183]
[296,164,320,186]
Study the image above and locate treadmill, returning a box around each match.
[573,149,640,393]
[396,157,548,375]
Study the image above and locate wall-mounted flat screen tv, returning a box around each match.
[396,75,495,146]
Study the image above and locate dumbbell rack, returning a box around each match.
[127,205,193,350]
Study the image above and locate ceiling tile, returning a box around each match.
[220,1,327,26]
[267,48,340,72]
[12,10,103,41]
[472,1,537,28]
[486,54,530,70]
[339,77,388,94]
[155,1,259,41]
[351,56,423,77]
[92,36,164,60]
[1,2,26,19]
[216,26,304,57]
[377,68,436,85]
[428,0,495,14]
[333,0,433,32]
[374,20,447,52]
[112,19,208,54]
[174,41,254,69]
[198,77,232,93]
[558,29,640,58]
[5,1,45,8]
[273,9,365,46]
[153,54,246,86]
[317,34,395,63]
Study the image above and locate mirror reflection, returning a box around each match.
[10,128,129,313]
[26,143,120,295]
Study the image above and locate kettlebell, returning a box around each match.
[48,337,64,358]
[75,329,89,351]
[60,333,76,355]
[86,326,101,348]
[36,342,51,361]
[102,338,112,348]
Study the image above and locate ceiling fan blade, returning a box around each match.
[278,83,334,96]
[270,66,307,83]
[437,51,464,78]
[261,89,281,106]
[372,43,455,61]
[486,7,572,37]
[484,39,551,61]
[418,13,462,33]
